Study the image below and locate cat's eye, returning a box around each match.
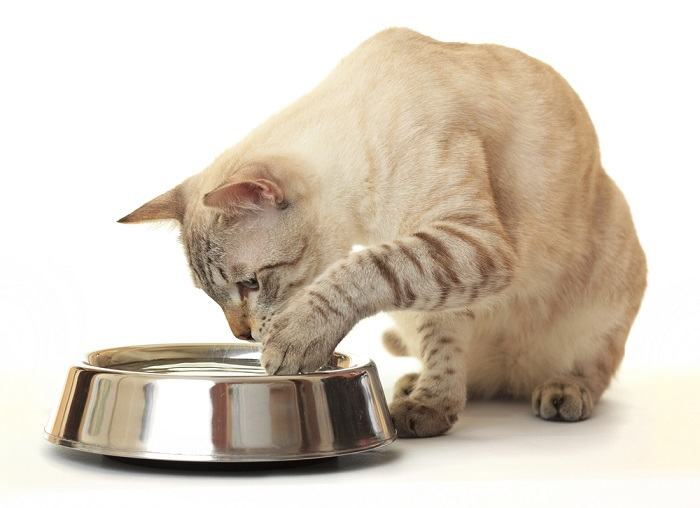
[238,276,259,291]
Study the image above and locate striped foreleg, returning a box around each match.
[261,217,514,377]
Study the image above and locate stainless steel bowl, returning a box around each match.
[45,342,396,462]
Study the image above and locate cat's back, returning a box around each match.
[335,28,597,164]
[337,29,601,211]
[350,27,533,71]
[341,27,577,105]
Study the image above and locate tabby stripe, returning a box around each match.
[431,268,451,308]
[413,231,461,285]
[419,340,430,358]
[433,223,495,289]
[367,250,403,307]
[258,240,308,274]
[417,322,436,334]
[205,258,216,285]
[418,333,434,357]
[470,283,479,302]
[396,240,425,275]
[308,300,328,320]
[197,240,214,287]
[203,239,215,285]
[402,282,416,307]
[189,260,205,286]
[330,283,356,310]
[217,266,229,282]
[194,252,211,289]
[266,276,280,300]
[309,290,342,317]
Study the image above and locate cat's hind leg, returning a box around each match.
[390,316,468,438]
[382,329,409,356]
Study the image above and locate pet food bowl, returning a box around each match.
[45,342,396,462]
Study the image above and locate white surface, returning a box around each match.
[1,0,699,506]
[2,363,699,507]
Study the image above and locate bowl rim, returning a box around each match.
[77,341,374,381]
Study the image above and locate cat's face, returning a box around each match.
[119,161,323,341]
[181,203,320,341]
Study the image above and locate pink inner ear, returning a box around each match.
[256,179,284,204]
[203,178,284,210]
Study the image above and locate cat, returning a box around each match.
[118,28,646,437]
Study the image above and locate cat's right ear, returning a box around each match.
[202,178,286,213]
[117,185,184,224]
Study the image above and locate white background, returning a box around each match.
[1,1,698,506]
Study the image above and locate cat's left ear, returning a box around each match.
[117,185,185,224]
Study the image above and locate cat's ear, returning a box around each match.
[202,178,286,213]
[117,185,185,224]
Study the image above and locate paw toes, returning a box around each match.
[407,416,417,436]
[393,373,419,400]
[390,398,457,438]
[532,379,593,422]
[261,343,287,375]
[262,335,334,376]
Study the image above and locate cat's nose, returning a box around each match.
[237,330,254,341]
[227,321,254,341]
[222,308,254,341]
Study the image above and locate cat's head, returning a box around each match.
[118,158,332,341]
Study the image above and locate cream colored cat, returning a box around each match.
[119,28,646,437]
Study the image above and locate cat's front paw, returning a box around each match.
[260,292,351,375]
[393,373,419,400]
[390,398,458,438]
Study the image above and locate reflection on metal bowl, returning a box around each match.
[45,343,396,462]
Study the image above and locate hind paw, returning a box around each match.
[532,378,593,422]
